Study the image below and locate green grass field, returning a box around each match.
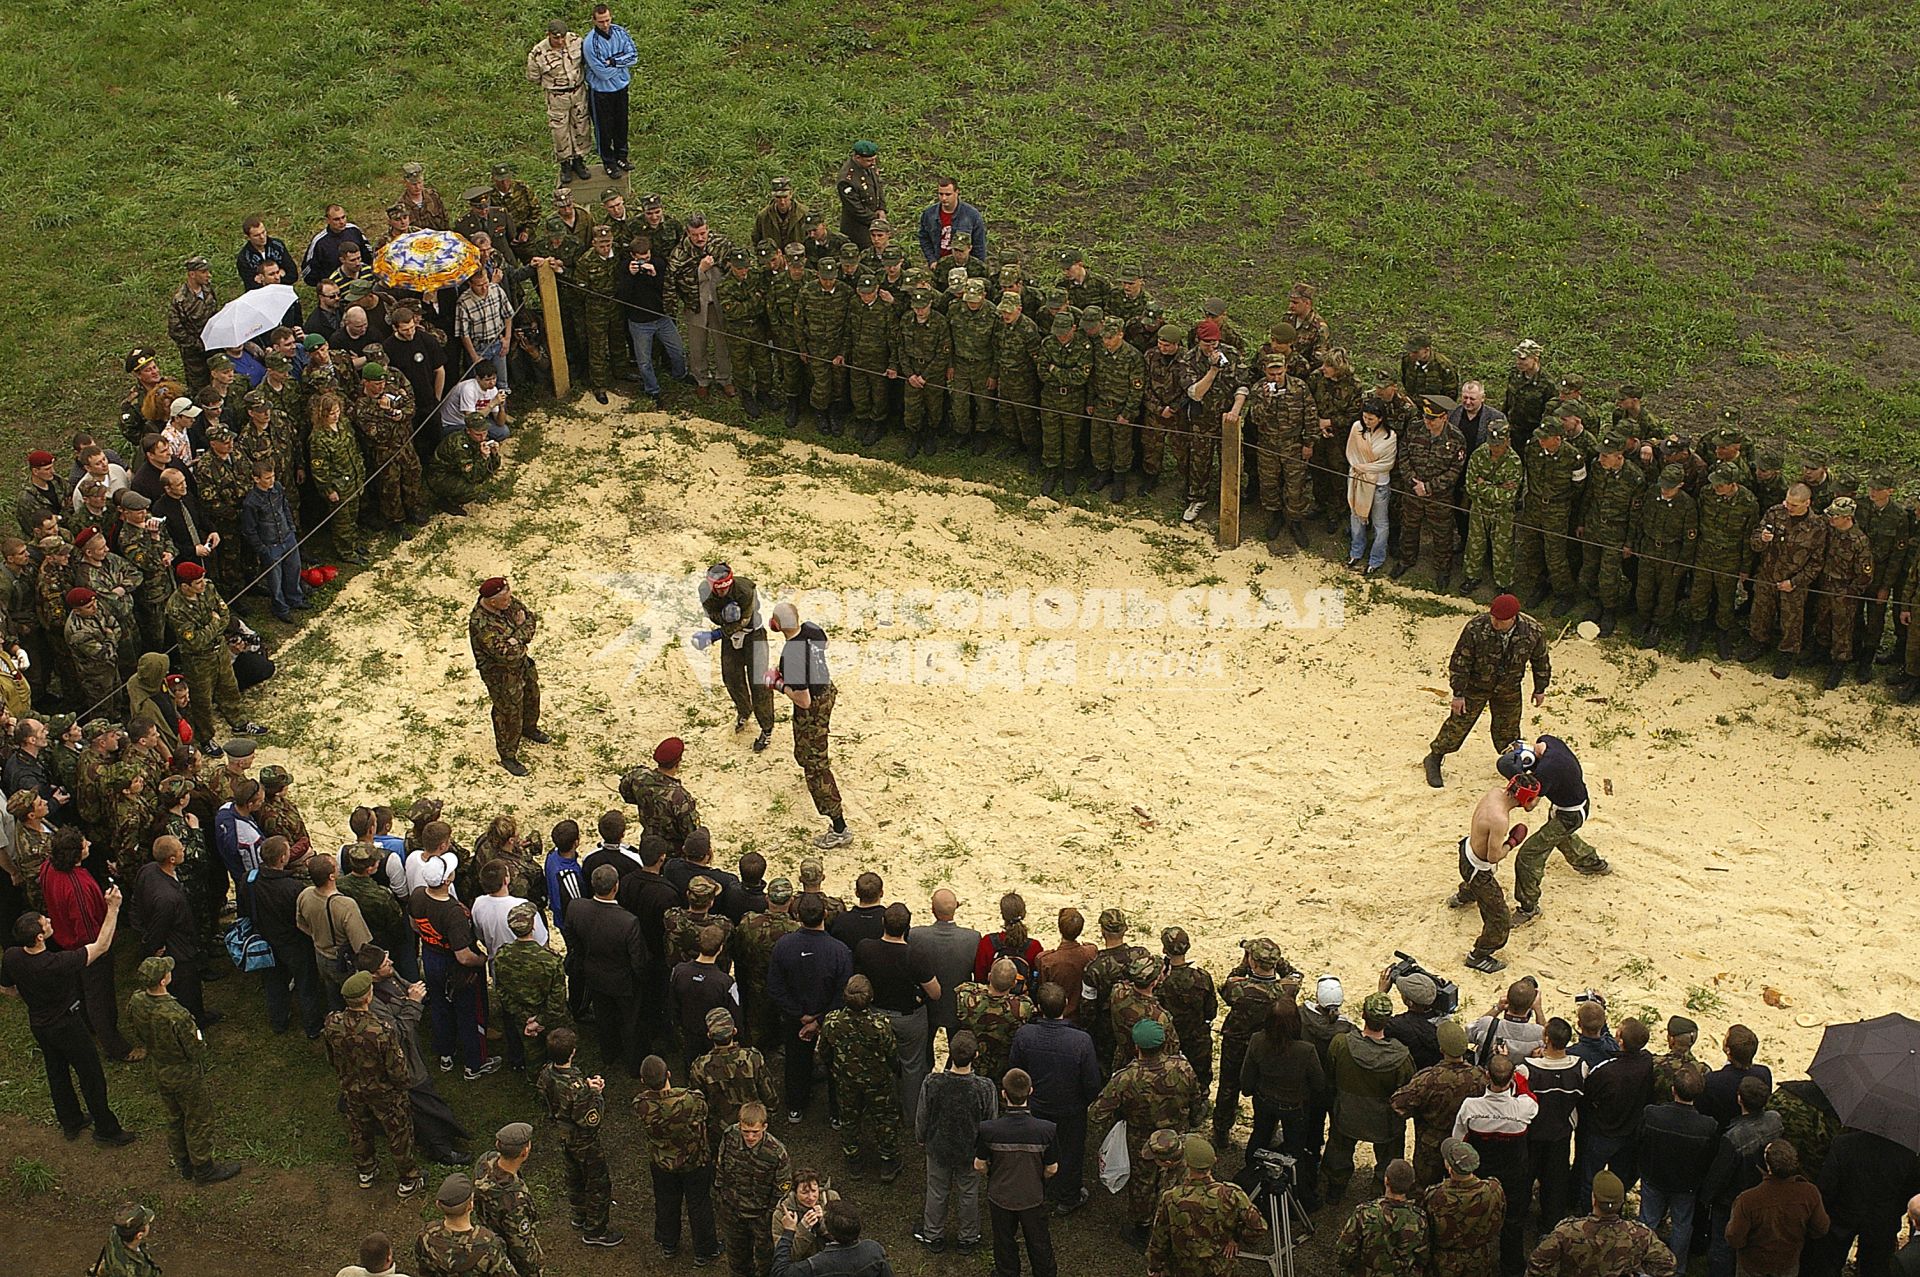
[2,0,1917,498]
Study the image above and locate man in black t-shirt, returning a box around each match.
[1,897,137,1143]
[408,856,495,1079]
[829,872,887,950]
[1500,734,1610,924]
[855,903,941,1124]
[768,600,850,849]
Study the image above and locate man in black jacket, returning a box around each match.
[768,898,852,1122]
[252,835,323,1039]
[1703,1075,1785,1277]
[974,1068,1059,1277]
[3,718,65,820]
[1006,982,1100,1215]
[566,864,649,1077]
[616,834,680,1049]
[1576,1016,1655,1209]
[1635,1063,1720,1271]
[613,234,687,407]
[1810,1128,1920,1277]
[133,837,216,1028]
[773,1198,894,1277]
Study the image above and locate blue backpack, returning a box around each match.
[224,869,276,972]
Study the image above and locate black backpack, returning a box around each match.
[989,932,1033,998]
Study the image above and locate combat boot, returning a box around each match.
[1040,470,1060,498]
[1109,474,1128,503]
[1263,512,1286,542]
[783,398,800,429]
[1899,679,1920,704]
[1458,577,1481,596]
[972,434,992,456]
[1138,472,1159,496]
[1855,654,1875,681]
[823,408,844,437]
[1556,592,1585,617]
[904,434,922,459]
[1389,559,1412,580]
[1062,468,1081,497]
[925,432,943,456]
[741,389,761,421]
[1596,607,1618,638]
[1423,752,1444,788]
[1682,621,1704,658]
[1773,651,1795,680]
[1638,623,1659,650]
[1434,566,1452,592]
[1737,638,1767,662]
[1025,445,1042,477]
[1823,660,1845,691]
[1716,629,1734,660]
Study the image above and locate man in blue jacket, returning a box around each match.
[768,898,852,1123]
[918,178,987,265]
[1007,982,1100,1215]
[582,4,638,178]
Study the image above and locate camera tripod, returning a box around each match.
[1238,1175,1314,1277]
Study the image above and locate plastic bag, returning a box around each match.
[1099,1119,1130,1193]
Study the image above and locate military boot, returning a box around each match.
[1109,474,1127,502]
[1682,621,1704,658]
[1040,469,1060,498]
[904,433,922,459]
[972,434,992,456]
[1290,519,1311,550]
[1773,651,1795,680]
[1434,566,1452,592]
[741,389,761,421]
[783,398,800,429]
[1025,445,1042,477]
[1638,622,1659,650]
[925,431,943,456]
[1596,607,1618,638]
[1458,577,1481,596]
[1423,752,1444,788]
[1854,654,1875,681]
[1062,468,1081,497]
[1823,660,1845,691]
[1737,638,1767,662]
[1138,471,1159,496]
[1263,512,1286,542]
[1716,628,1734,660]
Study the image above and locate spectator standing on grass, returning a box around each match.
[296,852,372,1010]
[1577,1016,1656,1208]
[854,901,940,1124]
[1704,1076,1785,1277]
[767,897,851,1122]
[1033,908,1094,1021]
[918,176,987,265]
[915,1029,996,1252]
[564,863,647,1078]
[456,271,515,393]
[1516,1017,1587,1229]
[581,5,636,178]
[974,1067,1058,1277]
[254,834,326,1039]
[1701,1024,1772,1127]
[1636,1063,1720,1273]
[974,891,1043,983]
[409,854,496,1080]
[39,827,137,1061]
[1007,980,1099,1216]
[908,887,979,1051]
[1728,1141,1829,1277]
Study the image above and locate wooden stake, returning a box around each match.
[1218,412,1242,549]
[537,262,570,399]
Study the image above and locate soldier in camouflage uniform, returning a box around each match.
[721,247,775,419]
[691,1005,780,1149]
[768,245,811,428]
[167,255,219,387]
[1157,928,1217,1096]
[1036,310,1093,498]
[1310,349,1366,532]
[1687,463,1760,658]
[1140,325,1187,496]
[794,858,844,929]
[1513,415,1586,609]
[957,958,1030,1084]
[715,1102,792,1277]
[321,971,424,1194]
[1393,394,1469,582]
[571,224,621,400]
[817,975,902,1178]
[1211,937,1292,1148]
[946,277,997,452]
[1502,340,1554,449]
[469,577,549,776]
[1086,318,1147,500]
[536,1027,620,1243]
[1092,1019,1209,1240]
[800,260,853,433]
[1814,496,1874,689]
[1336,1159,1431,1277]
[416,1174,518,1277]
[123,956,239,1183]
[1177,321,1249,523]
[621,737,704,852]
[663,877,733,967]
[895,288,951,457]
[472,1122,544,1277]
[1389,1021,1488,1188]
[1574,437,1647,636]
[1647,1015,1700,1105]
[1424,1139,1505,1277]
[113,492,174,651]
[163,564,251,747]
[1425,597,1550,786]
[1740,484,1829,679]
[1148,1135,1270,1277]
[1856,477,1912,677]
[1766,1079,1840,1183]
[634,1054,721,1259]
[1526,1169,1675,1277]
[1078,908,1150,1081]
[844,274,896,444]
[306,391,367,563]
[1629,463,1698,647]
[1109,953,1181,1074]
[64,587,123,714]
[730,879,798,1045]
[350,364,426,530]
[429,416,503,513]
[192,426,253,595]
[992,294,1043,466]
[494,903,569,1071]
[1401,336,1461,403]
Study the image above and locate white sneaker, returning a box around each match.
[812,828,854,850]
[1182,502,1202,524]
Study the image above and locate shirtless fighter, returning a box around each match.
[1449,768,1541,974]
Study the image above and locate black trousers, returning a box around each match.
[32,1013,124,1137]
[782,1014,818,1115]
[166,958,208,1026]
[78,953,132,1058]
[1037,1109,1087,1208]
[652,1164,718,1254]
[989,1202,1056,1277]
[1527,1134,1574,1228]
[591,989,643,1077]
[591,89,629,166]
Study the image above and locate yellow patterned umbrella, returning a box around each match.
[371,230,483,291]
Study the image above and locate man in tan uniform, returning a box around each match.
[525,20,592,185]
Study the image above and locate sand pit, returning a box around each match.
[261,402,1920,1066]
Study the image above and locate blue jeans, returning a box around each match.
[1638,1183,1696,1270]
[627,317,688,395]
[475,337,509,393]
[262,937,324,1038]
[1349,491,1391,568]
[257,537,306,616]
[421,945,486,1070]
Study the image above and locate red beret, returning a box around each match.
[1194,319,1222,342]
[163,673,187,689]
[173,561,206,582]
[26,450,55,467]
[64,587,96,608]
[74,527,99,548]
[653,737,685,767]
[1489,593,1521,621]
[478,577,508,599]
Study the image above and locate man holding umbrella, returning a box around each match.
[1808,1013,1920,1277]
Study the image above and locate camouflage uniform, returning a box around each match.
[493,939,570,1068]
[469,596,540,763]
[1424,1174,1506,1277]
[1148,1170,1271,1277]
[768,264,810,409]
[1747,504,1829,656]
[414,1220,515,1277]
[799,277,852,416]
[730,908,798,1045]
[844,291,896,431]
[1857,495,1913,666]
[1109,983,1181,1074]
[1525,1212,1676,1277]
[123,986,217,1171]
[1766,1084,1840,1182]
[634,1083,717,1251]
[1647,1048,1699,1106]
[472,1149,544,1277]
[1178,344,1249,506]
[1514,430,1586,601]
[1391,1061,1489,1187]
[537,1062,612,1231]
[193,446,252,595]
[167,280,220,387]
[66,606,123,713]
[1037,327,1094,475]
[1816,515,1873,662]
[955,980,1030,1083]
[1577,457,1648,615]
[663,907,734,968]
[1335,1196,1432,1277]
[1502,367,1554,446]
[351,380,425,524]
[320,1005,420,1181]
[1089,1054,1208,1226]
[570,245,620,392]
[429,430,501,507]
[715,1125,791,1277]
[116,518,175,650]
[947,294,998,441]
[1211,967,1285,1145]
[1158,962,1218,1094]
[1429,612,1549,758]
[1402,352,1461,403]
[895,303,951,442]
[817,1004,900,1165]
[690,1041,780,1138]
[1690,479,1759,637]
[1312,371,1366,523]
[1088,333,1147,482]
[1395,418,1469,573]
[992,307,1043,453]
[623,766,702,853]
[1631,482,1698,635]
[1141,341,1186,485]
[1079,942,1148,1079]
[307,421,367,560]
[719,265,774,407]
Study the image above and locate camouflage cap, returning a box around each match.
[544,215,567,233]
[769,176,793,193]
[1126,954,1160,985]
[961,277,987,300]
[1160,926,1190,956]
[1261,352,1287,371]
[158,775,193,804]
[1534,416,1563,438]
[1558,374,1585,390]
[507,902,538,935]
[1659,463,1685,488]
[1755,451,1784,470]
[1242,937,1281,967]
[686,876,721,903]
[1708,463,1741,485]
[82,718,116,740]
[998,263,1022,285]
[910,287,935,308]
[1050,311,1077,337]
[1512,338,1544,359]
[995,296,1023,317]
[724,247,748,267]
[243,387,271,408]
[1441,1137,1480,1174]
[1058,248,1084,267]
[342,841,377,872]
[1361,991,1395,1020]
[783,241,806,259]
[767,877,795,904]
[855,273,879,292]
[952,232,973,249]
[1597,434,1628,456]
[1827,496,1858,518]
[263,352,291,371]
[1146,1128,1184,1161]
[1143,300,1165,319]
[1870,474,1899,491]
[408,797,443,822]
[705,1006,738,1040]
[818,258,842,278]
[1484,421,1511,442]
[802,210,825,227]
[207,353,236,373]
[258,764,291,789]
[1101,318,1125,339]
[114,1203,155,1232]
[1078,305,1105,330]
[402,160,426,178]
[1131,1018,1166,1049]
[1098,907,1127,934]
[136,955,174,986]
[1183,1135,1217,1169]
[798,857,825,885]
[881,245,906,265]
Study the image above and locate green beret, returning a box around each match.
[1131,1018,1166,1049]
[1157,323,1187,345]
[851,139,878,157]
[341,972,375,1000]
[1183,1135,1217,1169]
[1592,1170,1626,1206]
[361,363,388,381]
[1437,1019,1469,1057]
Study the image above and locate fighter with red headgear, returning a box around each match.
[1448,768,1541,973]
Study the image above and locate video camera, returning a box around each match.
[1387,951,1460,1018]
[1250,1149,1297,1192]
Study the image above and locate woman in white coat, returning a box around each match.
[1345,397,1397,574]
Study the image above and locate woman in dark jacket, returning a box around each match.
[1237,997,1328,1208]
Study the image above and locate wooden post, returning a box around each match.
[537,262,570,399]
[1217,412,1242,549]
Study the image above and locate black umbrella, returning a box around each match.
[1808,1013,1920,1152]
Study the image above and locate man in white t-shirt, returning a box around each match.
[403,818,461,901]
[438,365,511,439]
[470,858,549,957]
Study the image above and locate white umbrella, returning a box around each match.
[199,284,299,349]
